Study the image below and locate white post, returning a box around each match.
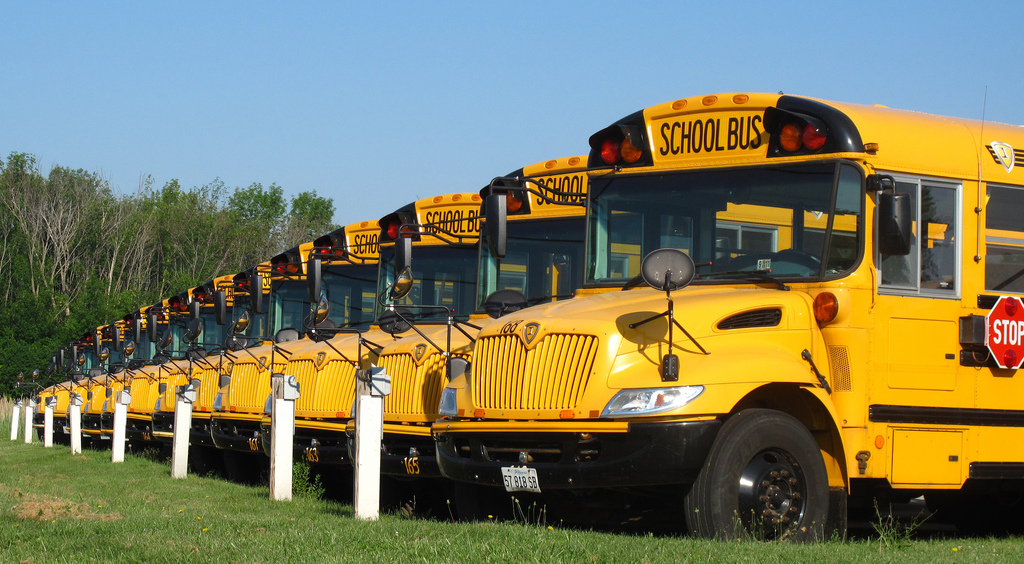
[69,394,83,455]
[354,367,389,521]
[171,382,197,479]
[111,390,131,463]
[10,401,20,441]
[44,397,55,448]
[269,373,299,501]
[23,399,34,444]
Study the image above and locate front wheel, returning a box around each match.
[684,409,830,541]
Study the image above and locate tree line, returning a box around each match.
[0,151,337,396]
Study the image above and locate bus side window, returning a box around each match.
[985,184,1024,293]
[879,178,960,295]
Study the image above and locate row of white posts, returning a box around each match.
[8,366,390,520]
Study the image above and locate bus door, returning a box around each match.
[874,174,966,485]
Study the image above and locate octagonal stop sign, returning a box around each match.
[987,296,1024,369]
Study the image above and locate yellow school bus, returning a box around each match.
[174,275,236,474]
[256,220,380,462]
[277,194,483,470]
[434,92,1024,539]
[372,157,589,485]
[151,292,210,443]
[122,306,164,448]
[93,323,130,444]
[75,328,116,447]
[210,245,311,476]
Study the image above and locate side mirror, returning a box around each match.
[483,289,528,319]
[17,371,24,382]
[184,318,202,343]
[157,330,173,350]
[132,313,142,346]
[640,248,696,291]
[32,369,39,380]
[233,310,251,335]
[878,192,912,256]
[275,328,300,344]
[214,290,227,326]
[388,266,415,302]
[123,341,136,359]
[111,326,122,353]
[251,273,265,315]
[99,347,110,362]
[93,330,102,357]
[48,357,56,374]
[378,308,413,335]
[58,349,67,372]
[190,300,201,320]
[307,254,322,305]
[485,194,508,259]
[395,237,412,274]
[147,312,159,342]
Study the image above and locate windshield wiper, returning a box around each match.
[698,269,790,291]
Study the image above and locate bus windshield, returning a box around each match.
[377,245,477,323]
[587,162,863,285]
[270,280,308,335]
[478,217,585,308]
[322,264,378,330]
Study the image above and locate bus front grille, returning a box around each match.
[379,352,448,419]
[473,334,598,411]
[227,362,274,410]
[294,359,357,416]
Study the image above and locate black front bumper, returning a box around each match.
[150,412,174,443]
[380,433,440,478]
[211,415,266,454]
[125,413,157,443]
[435,419,722,490]
[260,418,352,465]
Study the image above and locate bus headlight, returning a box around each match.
[601,386,703,417]
[263,394,273,416]
[213,393,223,412]
[154,398,162,412]
[437,387,458,417]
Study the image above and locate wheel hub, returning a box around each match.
[737,450,805,537]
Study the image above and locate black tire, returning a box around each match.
[684,408,831,541]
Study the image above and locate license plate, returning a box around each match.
[501,466,541,493]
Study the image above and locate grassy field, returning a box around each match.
[2,430,1024,563]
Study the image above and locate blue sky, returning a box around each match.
[2,1,1021,228]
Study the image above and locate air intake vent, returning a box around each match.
[717,309,782,330]
[827,345,852,392]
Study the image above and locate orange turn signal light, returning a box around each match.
[813,292,839,323]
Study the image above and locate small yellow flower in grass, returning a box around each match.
[953,547,959,552]
[547,526,553,530]
[202,528,208,532]
[178,510,183,513]
[196,516,202,520]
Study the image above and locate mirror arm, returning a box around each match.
[235,345,272,372]
[452,320,478,345]
[315,334,358,364]
[359,337,385,356]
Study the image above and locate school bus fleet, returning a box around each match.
[14,92,1024,540]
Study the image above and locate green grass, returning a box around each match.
[2,436,1024,563]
